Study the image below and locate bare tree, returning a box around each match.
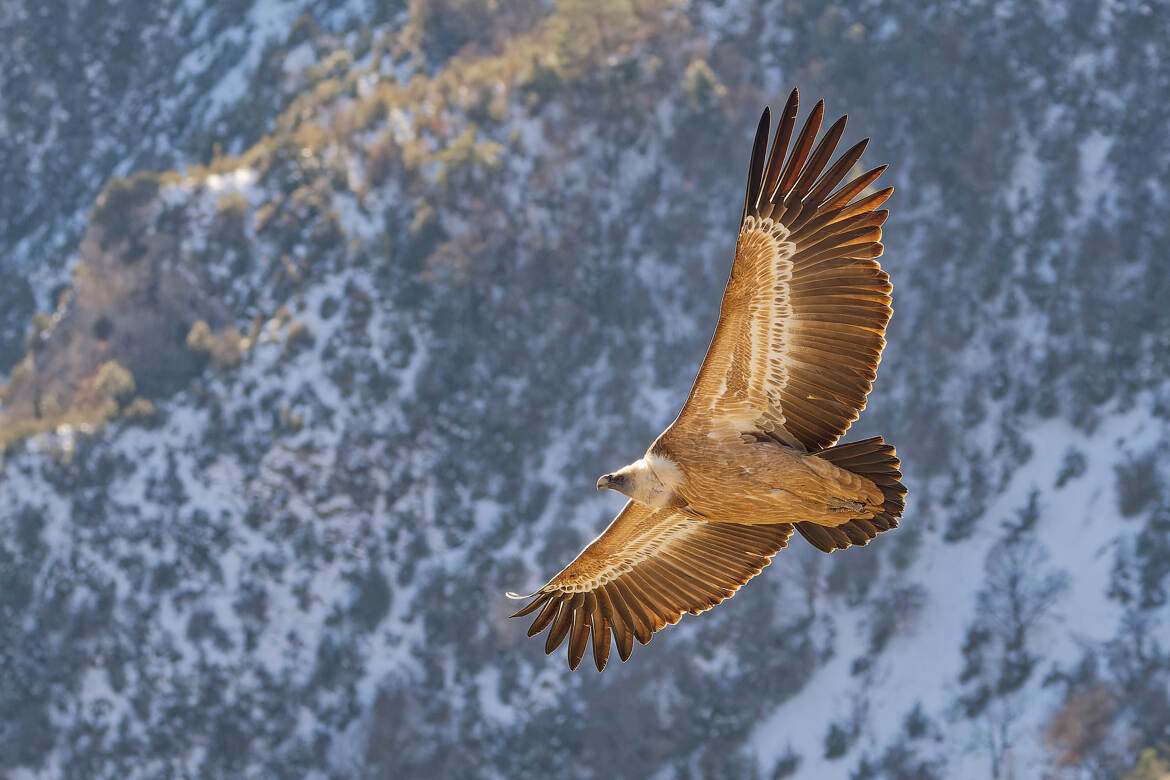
[960,534,1070,778]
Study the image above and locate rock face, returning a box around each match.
[0,0,375,369]
[2,178,217,428]
[1,2,1169,778]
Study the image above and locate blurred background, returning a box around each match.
[1,0,1168,777]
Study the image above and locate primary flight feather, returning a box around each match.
[508,88,907,672]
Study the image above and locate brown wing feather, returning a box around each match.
[674,88,893,451]
[507,501,792,671]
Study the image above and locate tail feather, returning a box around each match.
[798,436,906,553]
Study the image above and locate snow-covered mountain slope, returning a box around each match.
[0,0,382,370]
[1,1,1169,777]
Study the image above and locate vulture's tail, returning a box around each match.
[796,436,907,553]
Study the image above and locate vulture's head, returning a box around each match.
[596,459,675,508]
[596,471,629,492]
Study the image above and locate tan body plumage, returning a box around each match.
[509,89,908,672]
[649,431,884,527]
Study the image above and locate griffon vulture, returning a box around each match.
[508,89,906,671]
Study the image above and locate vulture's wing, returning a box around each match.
[508,501,792,671]
[674,88,893,451]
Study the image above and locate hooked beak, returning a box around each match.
[596,474,614,491]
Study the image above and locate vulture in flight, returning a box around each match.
[508,89,906,671]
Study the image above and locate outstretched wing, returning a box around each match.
[674,88,893,452]
[508,501,793,671]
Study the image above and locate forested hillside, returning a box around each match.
[1,1,1168,777]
